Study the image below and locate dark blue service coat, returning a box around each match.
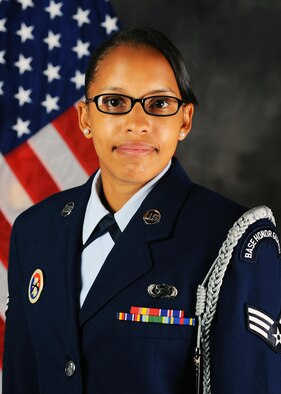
[3,159,281,393]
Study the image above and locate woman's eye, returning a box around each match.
[149,98,169,108]
[103,96,125,107]
[106,98,121,107]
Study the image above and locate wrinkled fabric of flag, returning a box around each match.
[0,0,120,387]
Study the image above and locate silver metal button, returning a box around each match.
[65,360,75,377]
[61,202,75,217]
[143,209,161,225]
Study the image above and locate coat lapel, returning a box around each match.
[79,159,193,326]
[79,211,153,326]
[50,176,93,334]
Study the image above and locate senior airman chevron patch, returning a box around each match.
[246,305,281,353]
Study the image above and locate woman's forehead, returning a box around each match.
[88,44,180,96]
[99,44,170,71]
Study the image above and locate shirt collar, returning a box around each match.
[83,160,171,244]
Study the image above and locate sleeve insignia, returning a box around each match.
[246,304,281,353]
[240,226,281,263]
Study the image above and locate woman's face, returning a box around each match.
[78,44,194,190]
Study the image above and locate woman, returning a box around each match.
[3,27,281,394]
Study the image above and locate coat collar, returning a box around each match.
[141,158,193,241]
[79,158,193,326]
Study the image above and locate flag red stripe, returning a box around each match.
[5,144,60,203]
[0,212,11,269]
[52,106,99,176]
[0,315,4,369]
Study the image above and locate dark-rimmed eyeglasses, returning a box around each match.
[85,94,185,116]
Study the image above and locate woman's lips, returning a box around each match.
[113,142,157,156]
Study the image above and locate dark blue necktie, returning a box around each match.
[83,213,121,250]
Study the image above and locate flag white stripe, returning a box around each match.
[0,260,7,321]
[248,307,274,325]
[28,124,88,190]
[0,372,2,393]
[0,153,33,225]
[249,323,268,339]
[249,315,270,331]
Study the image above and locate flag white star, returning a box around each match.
[0,50,5,64]
[45,0,63,19]
[43,31,61,50]
[0,81,4,95]
[17,0,34,10]
[72,39,90,59]
[43,63,61,83]
[70,70,84,90]
[41,93,59,113]
[100,14,118,35]
[273,327,281,346]
[14,54,33,74]
[12,117,31,137]
[16,23,34,43]
[14,86,32,106]
[0,18,7,33]
[72,7,91,27]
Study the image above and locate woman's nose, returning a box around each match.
[124,102,150,134]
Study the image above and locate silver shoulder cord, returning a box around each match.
[193,206,276,394]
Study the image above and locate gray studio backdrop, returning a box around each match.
[111,0,281,229]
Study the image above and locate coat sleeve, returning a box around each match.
[210,217,281,393]
[2,220,39,393]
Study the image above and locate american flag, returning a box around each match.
[0,0,120,387]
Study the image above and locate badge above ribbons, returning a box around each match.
[147,283,178,299]
[28,269,44,304]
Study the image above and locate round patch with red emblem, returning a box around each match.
[28,269,44,304]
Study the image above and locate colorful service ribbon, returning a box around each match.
[130,306,185,318]
[116,306,196,326]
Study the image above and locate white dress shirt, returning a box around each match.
[80,161,171,307]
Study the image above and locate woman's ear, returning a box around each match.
[178,103,194,141]
[77,101,93,139]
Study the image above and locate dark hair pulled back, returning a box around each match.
[85,26,198,106]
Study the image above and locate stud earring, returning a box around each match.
[83,128,90,136]
[179,132,185,138]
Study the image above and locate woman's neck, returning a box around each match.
[100,175,144,213]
